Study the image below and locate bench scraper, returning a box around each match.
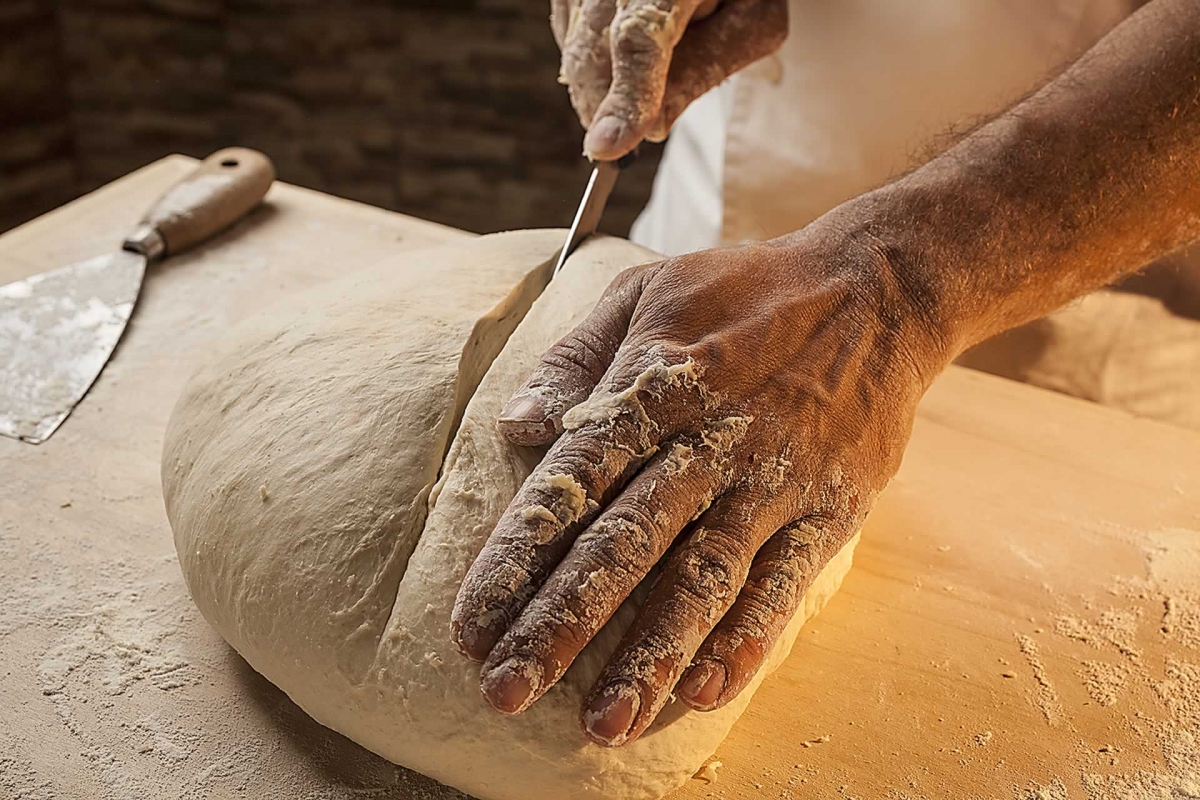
[0,148,275,444]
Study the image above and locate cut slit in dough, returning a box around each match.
[162,230,860,800]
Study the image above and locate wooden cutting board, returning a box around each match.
[1,158,1196,800]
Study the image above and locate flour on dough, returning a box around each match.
[162,230,860,800]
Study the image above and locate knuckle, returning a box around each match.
[578,506,660,579]
[605,630,681,692]
[742,564,802,617]
[676,530,749,605]
[608,501,661,538]
[486,551,539,606]
[771,522,827,571]
[770,522,819,562]
[544,440,608,495]
[613,258,659,294]
[453,551,540,652]
[611,22,656,57]
[529,595,593,663]
[542,329,613,386]
[609,34,668,86]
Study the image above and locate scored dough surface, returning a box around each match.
[162,230,859,800]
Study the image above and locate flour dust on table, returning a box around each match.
[161,230,860,800]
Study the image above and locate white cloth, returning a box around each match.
[632,0,1137,255]
[629,78,737,256]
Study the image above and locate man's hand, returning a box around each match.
[451,222,947,745]
[552,0,788,160]
[451,0,1200,748]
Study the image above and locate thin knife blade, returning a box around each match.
[0,250,146,444]
[553,160,622,278]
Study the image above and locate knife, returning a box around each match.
[0,147,276,444]
[553,151,637,278]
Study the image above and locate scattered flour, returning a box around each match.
[1016,779,1070,800]
[0,543,468,800]
[1078,661,1128,707]
[1035,527,1200,798]
[1016,634,1064,726]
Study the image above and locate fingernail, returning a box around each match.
[499,394,545,424]
[452,614,501,662]
[583,680,640,746]
[679,660,726,711]
[481,655,542,715]
[498,395,560,446]
[584,116,626,158]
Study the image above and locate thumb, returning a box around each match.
[498,263,651,446]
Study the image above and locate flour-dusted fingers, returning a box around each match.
[647,0,788,141]
[579,486,790,745]
[458,229,946,731]
[452,347,708,662]
[560,0,620,129]
[677,513,858,711]
[583,0,706,158]
[476,427,745,715]
[498,263,654,447]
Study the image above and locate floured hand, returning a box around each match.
[451,216,951,745]
[454,0,1200,747]
[552,0,788,159]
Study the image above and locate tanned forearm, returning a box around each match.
[838,0,1200,353]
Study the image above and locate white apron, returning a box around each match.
[633,0,1137,253]
[631,0,1200,433]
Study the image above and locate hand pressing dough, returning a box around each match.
[163,230,860,800]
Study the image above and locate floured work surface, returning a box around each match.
[1,158,1198,799]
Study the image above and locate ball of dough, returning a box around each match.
[162,231,858,800]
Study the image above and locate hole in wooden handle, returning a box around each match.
[220,158,239,167]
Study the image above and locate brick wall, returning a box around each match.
[0,2,78,231]
[0,1,661,237]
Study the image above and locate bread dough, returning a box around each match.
[163,230,860,800]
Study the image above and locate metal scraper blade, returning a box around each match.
[0,250,146,444]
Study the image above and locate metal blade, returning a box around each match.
[0,250,146,444]
[553,160,621,278]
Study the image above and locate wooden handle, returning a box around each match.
[130,148,275,258]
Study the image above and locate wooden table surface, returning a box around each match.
[1,158,1197,800]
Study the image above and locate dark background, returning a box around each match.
[0,0,661,236]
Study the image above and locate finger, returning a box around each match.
[451,348,712,663]
[477,424,748,715]
[561,0,618,129]
[584,0,705,159]
[497,263,651,447]
[580,481,787,746]
[677,514,857,712]
[550,0,574,49]
[647,0,788,141]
